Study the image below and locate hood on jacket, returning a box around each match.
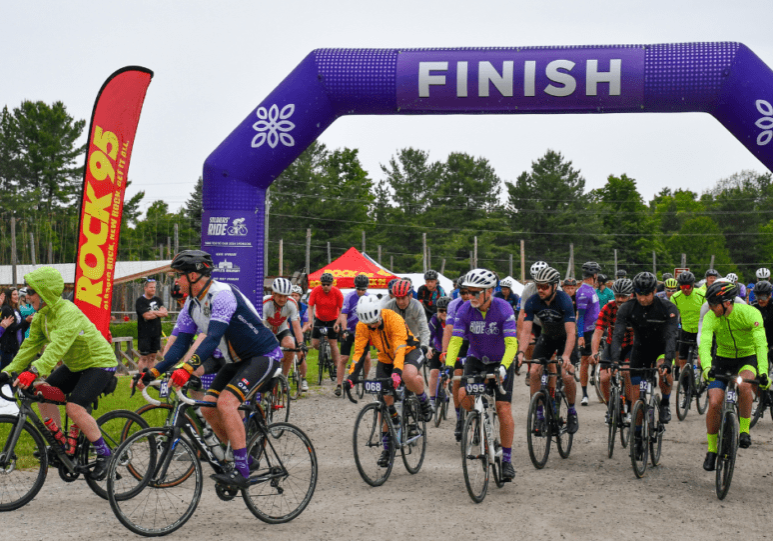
[24,267,64,308]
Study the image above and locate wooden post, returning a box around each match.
[11,217,17,286]
[709,255,715,270]
[327,242,331,264]
[29,232,35,266]
[167,236,171,259]
[440,258,446,275]
[568,243,574,279]
[422,233,427,272]
[520,240,525,283]
[428,246,432,270]
[653,251,657,275]
[473,237,478,268]
[470,251,474,270]
[614,249,618,275]
[362,230,366,253]
[279,239,284,276]
[305,229,311,274]
[47,241,53,264]
[681,253,687,268]
[377,245,382,265]
[174,223,179,255]
[509,253,513,278]
[390,255,394,271]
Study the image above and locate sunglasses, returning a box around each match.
[321,283,332,287]
[679,284,692,289]
[356,288,367,292]
[536,283,552,291]
[459,290,470,296]
[666,288,677,293]
[145,278,156,283]
[438,309,447,314]
[757,295,770,301]
[467,289,485,298]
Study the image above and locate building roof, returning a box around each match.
[0,260,173,286]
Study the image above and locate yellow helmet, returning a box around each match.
[664,278,678,289]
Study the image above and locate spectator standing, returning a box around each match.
[0,287,30,370]
[135,278,168,372]
[18,288,36,341]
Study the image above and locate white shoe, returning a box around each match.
[581,396,589,406]
[301,379,309,392]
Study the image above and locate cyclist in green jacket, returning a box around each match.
[700,280,770,471]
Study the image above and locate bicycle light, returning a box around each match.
[736,376,743,385]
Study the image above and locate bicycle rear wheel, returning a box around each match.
[243,422,318,523]
[715,411,738,500]
[676,369,691,421]
[461,410,489,503]
[353,403,394,486]
[649,396,663,467]
[526,392,550,469]
[630,400,648,478]
[433,380,446,428]
[107,427,202,537]
[607,388,619,459]
[694,382,708,415]
[0,414,48,511]
[317,346,326,385]
[400,397,426,474]
[491,410,505,489]
[262,376,291,424]
[290,355,303,400]
[324,342,335,381]
[619,397,630,449]
[751,392,764,428]
[556,392,573,459]
[593,364,606,404]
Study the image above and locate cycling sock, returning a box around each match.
[536,405,544,420]
[661,393,670,405]
[455,407,461,419]
[635,426,642,436]
[568,405,576,415]
[740,417,751,434]
[233,447,249,478]
[582,386,588,397]
[502,447,512,463]
[707,433,718,453]
[91,436,112,457]
[382,432,389,451]
[418,392,429,403]
[430,396,436,404]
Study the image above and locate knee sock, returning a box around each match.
[740,417,750,434]
[233,447,249,478]
[502,447,512,463]
[455,407,461,420]
[582,386,588,397]
[707,433,718,453]
[418,392,428,403]
[661,393,670,406]
[91,436,112,457]
[382,432,390,451]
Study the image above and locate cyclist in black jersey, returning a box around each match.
[752,281,773,370]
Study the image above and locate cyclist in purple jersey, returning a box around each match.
[441,277,473,440]
[577,262,602,406]
[337,275,371,379]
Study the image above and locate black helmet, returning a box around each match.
[597,273,608,284]
[563,278,577,287]
[677,271,695,286]
[581,261,601,277]
[706,280,738,304]
[705,268,719,278]
[171,250,214,275]
[755,280,773,296]
[436,296,452,310]
[320,272,334,284]
[457,275,467,289]
[612,278,634,296]
[661,272,673,281]
[632,272,657,294]
[354,274,369,288]
[424,269,439,280]
[615,269,627,278]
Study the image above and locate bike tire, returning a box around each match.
[461,410,489,503]
[433,383,445,428]
[317,347,325,386]
[353,403,394,486]
[400,396,426,474]
[526,392,551,469]
[107,427,202,537]
[593,364,606,404]
[607,388,619,459]
[556,392,573,459]
[0,414,48,511]
[324,342,335,382]
[649,396,663,467]
[751,392,765,429]
[695,381,709,415]
[290,355,303,400]
[630,400,648,478]
[356,380,365,399]
[243,422,318,523]
[491,409,505,489]
[715,411,738,500]
[572,361,580,383]
[676,368,691,421]
[261,376,291,425]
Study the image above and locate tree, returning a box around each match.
[184,176,203,231]
[665,216,736,275]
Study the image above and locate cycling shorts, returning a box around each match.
[275,328,293,344]
[428,350,443,370]
[462,356,513,403]
[678,330,698,360]
[578,340,592,357]
[629,342,668,370]
[602,342,631,365]
[533,334,569,362]
[375,349,423,378]
[707,355,757,391]
[340,332,356,356]
[45,365,116,409]
[138,335,161,356]
[206,356,281,402]
[312,318,339,341]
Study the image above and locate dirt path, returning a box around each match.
[6,378,773,540]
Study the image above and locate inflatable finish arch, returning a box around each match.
[204,42,773,304]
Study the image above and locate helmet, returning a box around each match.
[726,273,738,284]
[171,250,214,275]
[632,272,657,294]
[661,272,673,281]
[562,278,577,287]
[356,295,382,324]
[615,269,627,278]
[597,274,608,284]
[500,277,515,289]
[354,274,369,288]
[457,276,467,289]
[530,261,548,278]
[271,277,293,295]
[404,276,413,284]
[320,272,334,284]
[388,279,398,291]
[424,269,438,280]
[706,280,739,304]
[612,278,634,296]
[755,280,773,296]
[463,268,498,289]
[291,285,303,295]
[757,268,771,280]
[664,278,678,289]
[391,279,413,298]
[676,271,695,286]
[705,268,719,278]
[534,267,561,285]
[581,261,601,277]
[437,296,452,310]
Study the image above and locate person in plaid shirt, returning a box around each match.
[591,278,635,412]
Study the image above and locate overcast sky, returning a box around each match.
[4,1,772,215]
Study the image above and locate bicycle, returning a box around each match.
[0,382,148,510]
[347,377,426,487]
[751,386,773,428]
[433,370,451,428]
[457,371,508,503]
[525,357,574,469]
[316,326,336,385]
[604,362,630,458]
[675,340,708,421]
[107,374,318,536]
[282,346,307,400]
[711,371,759,500]
[629,367,666,478]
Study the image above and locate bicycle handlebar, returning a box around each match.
[453,373,506,396]
[141,380,163,406]
[710,371,760,386]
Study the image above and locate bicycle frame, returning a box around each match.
[460,373,505,466]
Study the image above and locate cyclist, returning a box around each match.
[0,266,118,480]
[670,271,706,380]
[749,268,771,305]
[144,250,283,488]
[517,266,579,434]
[383,279,430,357]
[656,277,678,302]
[596,274,614,308]
[381,278,400,307]
[305,272,345,396]
[263,277,307,391]
[698,269,720,294]
[446,268,518,481]
[494,277,520,317]
[610,272,677,460]
[577,261,602,406]
[657,272,673,293]
[591,278,634,415]
[417,269,446,321]
[427,295,451,411]
[291,285,309,329]
[725,273,746,302]
[442,277,474,440]
[751,280,773,345]
[517,261,549,385]
[616,269,627,279]
[338,274,371,380]
[700,280,770,470]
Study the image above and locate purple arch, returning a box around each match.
[203,42,773,304]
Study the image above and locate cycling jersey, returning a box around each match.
[595,300,633,348]
[610,296,679,366]
[494,291,520,317]
[518,283,543,328]
[261,295,299,335]
[351,308,419,372]
[670,288,706,333]
[298,301,309,326]
[748,283,757,304]
[428,313,445,351]
[596,286,615,308]
[697,295,744,344]
[383,297,430,348]
[575,282,600,338]
[738,283,747,301]
[523,290,575,338]
[308,285,344,322]
[699,303,768,375]
[341,290,368,332]
[417,284,446,318]
[447,298,518,369]
[752,301,773,345]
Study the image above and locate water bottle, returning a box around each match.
[195,408,225,461]
[388,405,402,444]
[66,424,80,456]
[43,418,69,452]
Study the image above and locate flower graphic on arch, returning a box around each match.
[251,104,295,149]
[756,99,773,146]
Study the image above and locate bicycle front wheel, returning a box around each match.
[649,396,663,467]
[433,382,446,428]
[593,364,606,404]
[353,403,394,486]
[751,393,764,428]
[461,410,489,503]
[400,397,426,474]
[695,382,709,415]
[243,422,318,524]
[0,414,48,511]
[716,411,738,500]
[676,368,691,421]
[262,376,291,425]
[630,400,649,478]
[620,397,630,448]
[556,392,573,459]
[526,392,550,469]
[607,388,619,459]
[107,427,202,537]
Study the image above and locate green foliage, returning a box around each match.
[109,320,176,339]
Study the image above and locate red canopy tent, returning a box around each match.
[308,247,399,289]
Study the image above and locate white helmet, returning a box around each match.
[500,277,515,289]
[356,295,382,325]
[725,273,738,284]
[291,285,303,295]
[463,268,498,289]
[272,277,293,295]
[757,268,771,280]
[530,261,548,278]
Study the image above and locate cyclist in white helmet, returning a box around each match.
[517,261,549,385]
[749,268,771,304]
[263,277,307,390]
[725,272,747,303]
